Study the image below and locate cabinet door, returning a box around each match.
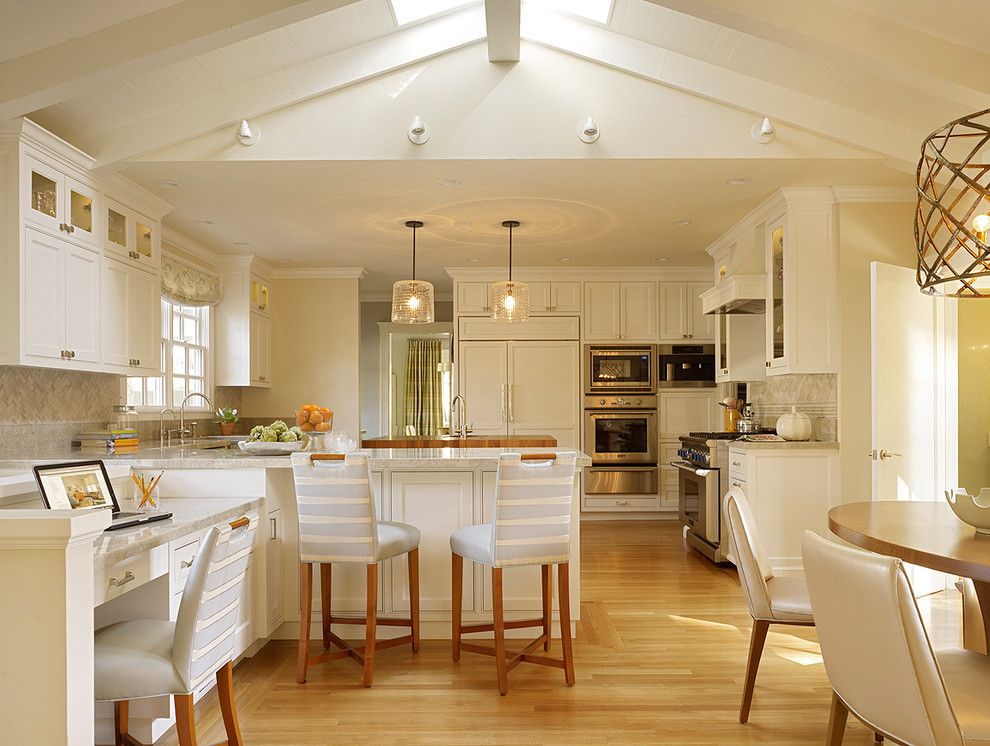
[103,198,131,258]
[456,282,490,314]
[266,508,283,632]
[687,282,714,341]
[658,282,688,341]
[101,257,131,370]
[63,245,100,363]
[24,155,62,234]
[22,228,64,361]
[620,282,658,341]
[508,341,579,448]
[528,281,551,313]
[457,341,508,433]
[64,177,98,249]
[128,268,160,372]
[659,391,717,439]
[257,314,271,385]
[583,282,621,340]
[389,471,475,614]
[550,282,581,313]
[134,217,160,269]
[251,274,271,317]
[766,216,786,371]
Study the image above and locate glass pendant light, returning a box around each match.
[491,220,530,322]
[391,220,435,323]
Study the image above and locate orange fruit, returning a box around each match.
[315,421,331,432]
[300,422,314,432]
[308,410,323,425]
[295,411,307,425]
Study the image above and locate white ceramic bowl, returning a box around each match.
[945,488,990,534]
[238,440,304,456]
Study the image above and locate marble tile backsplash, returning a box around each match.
[747,373,838,442]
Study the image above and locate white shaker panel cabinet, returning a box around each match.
[101,259,131,369]
[23,228,64,362]
[508,340,580,448]
[217,259,273,387]
[102,256,160,375]
[585,282,657,341]
[688,282,715,341]
[659,281,713,342]
[583,283,622,340]
[457,341,509,433]
[265,507,283,635]
[456,282,490,314]
[550,282,582,313]
[63,244,101,364]
[659,391,717,440]
[249,312,271,387]
[529,282,551,312]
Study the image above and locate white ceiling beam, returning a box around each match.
[87,6,487,168]
[640,0,990,109]
[0,0,362,120]
[485,0,521,62]
[521,6,920,170]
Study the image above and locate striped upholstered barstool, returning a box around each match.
[291,452,421,687]
[449,451,578,695]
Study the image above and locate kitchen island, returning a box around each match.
[361,434,558,448]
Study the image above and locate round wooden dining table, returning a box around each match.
[828,500,990,653]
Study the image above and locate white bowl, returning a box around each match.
[945,488,990,534]
[238,440,303,456]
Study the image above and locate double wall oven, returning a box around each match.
[584,345,659,497]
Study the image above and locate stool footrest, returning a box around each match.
[330,615,413,627]
[460,617,544,634]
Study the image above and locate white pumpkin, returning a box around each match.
[776,406,812,441]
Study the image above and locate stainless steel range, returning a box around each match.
[671,433,738,563]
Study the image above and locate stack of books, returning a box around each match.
[73,428,140,453]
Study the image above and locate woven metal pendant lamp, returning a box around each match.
[916,107,990,297]
[391,220,435,323]
[490,220,530,322]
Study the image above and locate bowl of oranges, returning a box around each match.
[296,404,333,451]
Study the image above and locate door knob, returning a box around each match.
[879,450,902,460]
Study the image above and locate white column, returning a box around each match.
[0,509,110,745]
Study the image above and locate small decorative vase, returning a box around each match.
[776,406,812,441]
[945,489,990,535]
[218,422,235,436]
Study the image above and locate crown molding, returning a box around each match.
[273,267,366,280]
[444,266,711,281]
[0,117,93,174]
[161,227,220,268]
[831,186,917,203]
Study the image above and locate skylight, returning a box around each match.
[390,0,475,25]
[525,0,613,24]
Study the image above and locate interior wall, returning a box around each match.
[957,301,990,493]
[837,201,917,502]
[241,277,361,437]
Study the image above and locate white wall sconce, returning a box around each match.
[236,119,260,146]
[578,116,600,143]
[408,116,429,144]
[751,116,775,144]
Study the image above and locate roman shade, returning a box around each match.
[161,253,221,307]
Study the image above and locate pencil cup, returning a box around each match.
[130,470,162,512]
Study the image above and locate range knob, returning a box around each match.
[599,398,606,406]
[616,397,626,405]
[635,399,642,406]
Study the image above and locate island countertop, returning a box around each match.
[361,434,557,448]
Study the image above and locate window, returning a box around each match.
[127,299,210,410]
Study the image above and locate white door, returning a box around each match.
[63,245,100,363]
[687,281,714,340]
[128,268,160,373]
[659,282,687,341]
[584,283,621,340]
[508,341,580,448]
[101,257,131,370]
[870,261,944,594]
[23,228,64,362]
[620,282,658,341]
[457,341,508,434]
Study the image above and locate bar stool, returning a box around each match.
[450,451,578,695]
[291,452,421,687]
[94,516,256,746]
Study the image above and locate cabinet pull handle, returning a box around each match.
[766,361,771,367]
[615,500,631,507]
[731,481,743,488]
[500,384,507,422]
[180,559,193,569]
[108,571,135,588]
[270,516,277,541]
[508,383,514,423]
[731,460,741,467]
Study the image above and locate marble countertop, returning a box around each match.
[94,496,263,571]
[727,440,839,451]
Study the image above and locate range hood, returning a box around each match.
[701,275,767,315]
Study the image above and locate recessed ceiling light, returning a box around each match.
[438,178,461,187]
[195,219,214,224]
[465,258,480,263]
[234,241,250,246]
[652,257,669,262]
[557,257,572,263]
[156,179,181,190]
[672,220,692,227]
[726,177,751,186]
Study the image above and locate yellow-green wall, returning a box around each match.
[957,301,990,493]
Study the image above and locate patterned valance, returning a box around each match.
[161,253,221,307]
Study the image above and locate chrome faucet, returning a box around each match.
[179,392,214,444]
[158,408,178,447]
[451,395,467,438]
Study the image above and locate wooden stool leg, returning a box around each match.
[173,693,198,746]
[114,700,128,746]
[215,660,243,746]
[739,619,770,723]
[541,564,552,652]
[558,562,575,686]
[826,690,849,746]
[320,563,332,649]
[296,562,313,684]
[409,548,421,653]
[874,734,884,743]
[451,553,463,662]
[492,566,508,695]
[363,562,378,688]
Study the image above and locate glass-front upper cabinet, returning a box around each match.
[717,313,728,376]
[103,198,159,267]
[767,216,786,367]
[251,274,271,316]
[28,160,59,231]
[65,177,97,248]
[24,155,99,248]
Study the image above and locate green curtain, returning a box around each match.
[403,338,445,436]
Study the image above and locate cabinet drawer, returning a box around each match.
[170,537,201,592]
[727,451,747,481]
[726,476,747,493]
[583,496,660,512]
[96,544,169,604]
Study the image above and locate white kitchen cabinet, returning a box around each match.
[457,340,580,447]
[659,390,718,440]
[251,274,271,317]
[101,256,161,375]
[584,281,657,341]
[659,281,713,342]
[265,507,283,635]
[216,257,273,387]
[530,281,582,313]
[23,227,101,368]
[23,154,99,250]
[714,312,766,384]
[456,282,491,314]
[249,312,271,386]
[102,196,160,270]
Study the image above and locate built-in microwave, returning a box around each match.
[658,344,716,388]
[585,345,657,393]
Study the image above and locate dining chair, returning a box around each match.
[723,488,815,723]
[803,530,990,745]
[291,452,421,687]
[94,516,256,746]
[449,451,578,695]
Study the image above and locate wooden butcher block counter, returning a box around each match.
[360,434,558,448]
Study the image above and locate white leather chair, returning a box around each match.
[95,516,256,746]
[291,452,421,687]
[803,531,990,746]
[450,451,578,695]
[724,488,815,723]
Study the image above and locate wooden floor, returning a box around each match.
[158,521,961,745]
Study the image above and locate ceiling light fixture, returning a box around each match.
[491,220,530,322]
[391,220,435,323]
[236,119,260,146]
[408,116,429,145]
[672,220,692,226]
[578,116,600,143]
[751,116,775,144]
[156,179,181,190]
[727,177,751,186]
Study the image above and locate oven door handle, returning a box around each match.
[588,466,657,473]
[668,461,715,477]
